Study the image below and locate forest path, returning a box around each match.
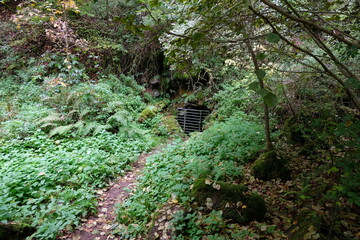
[58,145,166,240]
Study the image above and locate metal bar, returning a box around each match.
[177,108,210,134]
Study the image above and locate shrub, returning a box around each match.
[38,75,146,137]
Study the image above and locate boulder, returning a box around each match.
[191,178,266,224]
[252,151,291,181]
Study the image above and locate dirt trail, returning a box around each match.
[58,148,161,240]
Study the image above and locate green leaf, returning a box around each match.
[256,53,266,61]
[263,92,278,107]
[248,81,260,91]
[255,69,266,80]
[267,33,280,43]
[346,77,360,89]
[258,88,268,98]
[149,0,160,8]
[192,32,204,41]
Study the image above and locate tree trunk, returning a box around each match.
[246,42,274,151]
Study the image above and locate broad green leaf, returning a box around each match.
[256,53,267,61]
[248,81,260,91]
[263,92,278,107]
[149,0,160,8]
[258,88,269,98]
[266,33,280,43]
[345,45,359,58]
[346,77,360,89]
[192,32,204,41]
[255,69,266,80]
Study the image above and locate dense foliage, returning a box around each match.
[0,132,153,239]
[116,113,265,238]
[0,0,359,239]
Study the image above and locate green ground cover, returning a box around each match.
[0,132,154,239]
[116,113,265,239]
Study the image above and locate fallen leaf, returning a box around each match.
[212,183,221,190]
[205,179,213,185]
[206,198,213,209]
[103,224,112,230]
[236,201,243,208]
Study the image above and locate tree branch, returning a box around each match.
[250,5,360,111]
[260,0,360,48]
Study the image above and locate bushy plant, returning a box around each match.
[211,70,259,120]
[0,103,51,139]
[38,75,146,137]
[189,112,264,163]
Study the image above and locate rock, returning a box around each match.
[191,178,267,224]
[138,105,158,123]
[159,116,182,135]
[252,151,291,181]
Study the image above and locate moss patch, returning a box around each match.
[252,151,290,181]
[159,115,183,135]
[138,105,158,122]
[191,178,266,224]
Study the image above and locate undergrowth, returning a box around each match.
[0,65,160,239]
[0,131,155,239]
[115,113,265,239]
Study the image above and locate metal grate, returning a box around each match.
[177,108,210,134]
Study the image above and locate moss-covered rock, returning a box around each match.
[138,105,158,122]
[0,222,36,240]
[252,151,290,181]
[191,178,266,224]
[154,99,170,110]
[159,115,183,135]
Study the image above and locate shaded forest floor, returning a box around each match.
[57,140,359,240]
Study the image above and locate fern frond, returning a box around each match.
[105,101,124,112]
[73,120,85,129]
[107,110,132,126]
[82,122,99,136]
[49,124,74,137]
[107,113,126,126]
[66,91,78,105]
[93,124,112,136]
[73,120,85,135]
[67,109,79,120]
[79,108,90,119]
[40,122,59,129]
[37,113,62,124]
